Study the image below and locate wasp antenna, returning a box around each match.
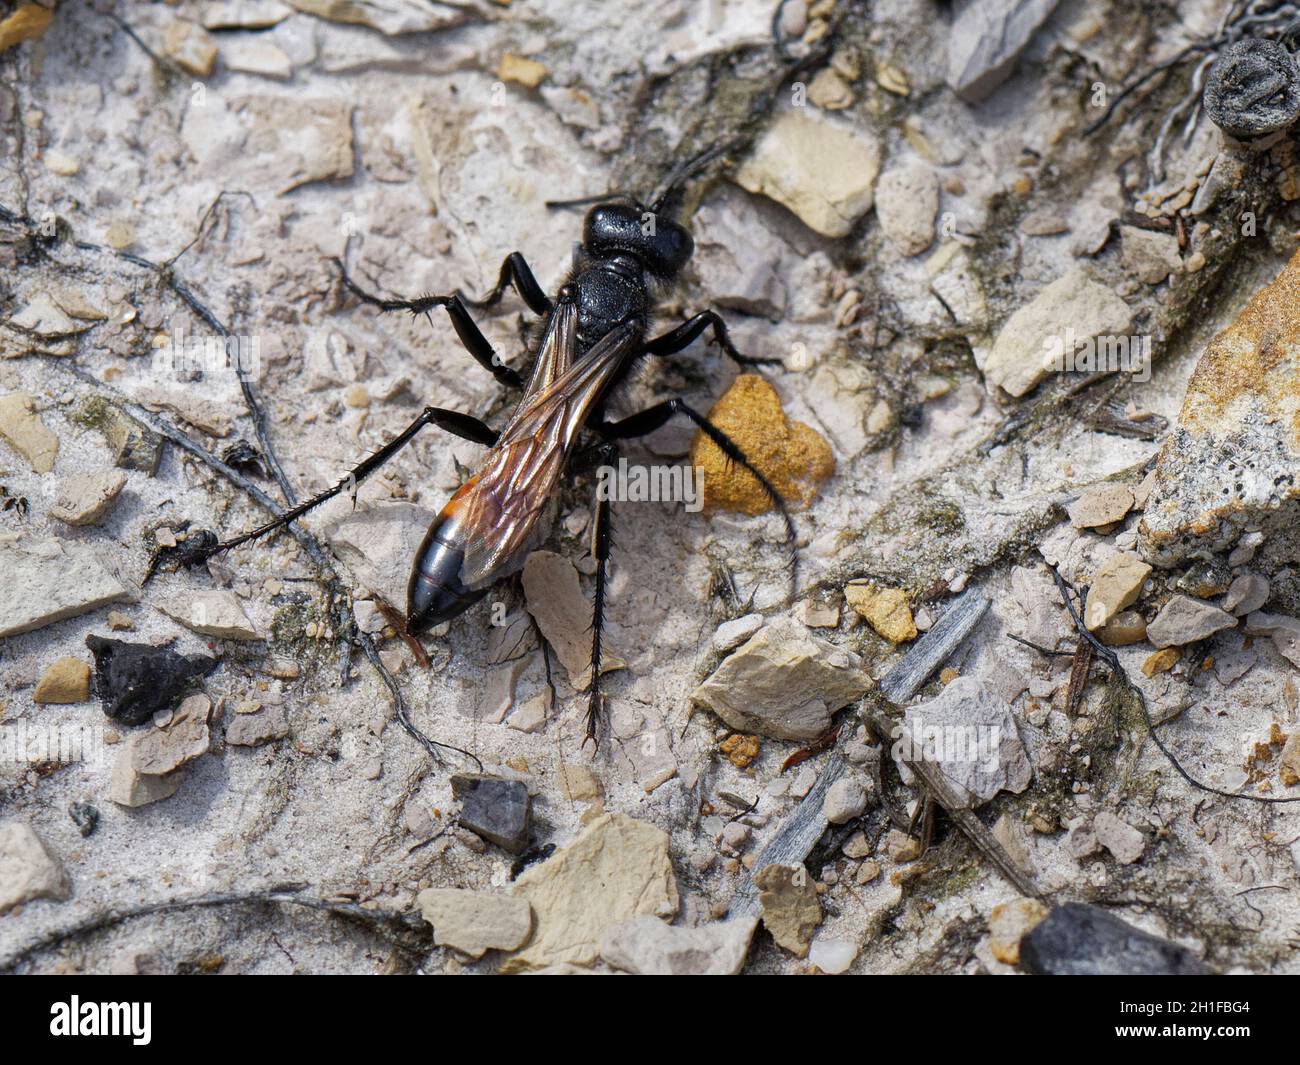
[649,138,740,213]
[545,191,638,211]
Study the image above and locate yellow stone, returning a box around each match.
[1142,647,1180,677]
[163,20,217,78]
[875,62,910,96]
[497,53,547,88]
[845,583,917,644]
[0,392,59,473]
[1097,610,1147,646]
[559,762,601,802]
[988,897,1049,965]
[105,221,133,251]
[720,733,760,769]
[1281,732,1300,787]
[689,374,833,516]
[1140,244,1300,564]
[0,4,53,53]
[33,657,91,704]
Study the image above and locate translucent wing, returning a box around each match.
[455,315,640,588]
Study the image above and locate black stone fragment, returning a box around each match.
[68,806,99,837]
[1020,903,1211,975]
[451,774,531,854]
[86,635,220,726]
[69,802,99,838]
[1204,38,1300,140]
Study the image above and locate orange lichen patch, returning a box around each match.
[1177,247,1300,440]
[0,4,53,53]
[720,733,760,769]
[1246,722,1287,785]
[689,374,833,516]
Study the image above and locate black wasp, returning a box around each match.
[162,146,794,746]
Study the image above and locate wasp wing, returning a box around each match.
[455,318,640,588]
[517,295,577,398]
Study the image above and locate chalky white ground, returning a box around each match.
[2,0,1298,973]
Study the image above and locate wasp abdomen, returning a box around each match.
[406,481,489,633]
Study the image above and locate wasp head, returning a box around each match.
[583,202,693,281]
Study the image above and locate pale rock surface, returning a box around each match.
[1141,248,1300,565]
[754,863,821,957]
[900,675,1032,808]
[1146,595,1237,648]
[690,617,870,741]
[874,163,939,256]
[982,269,1132,397]
[0,538,130,638]
[1084,552,1151,631]
[158,590,258,640]
[0,822,69,913]
[1093,811,1146,864]
[600,915,757,975]
[49,470,128,526]
[417,889,532,959]
[733,111,881,238]
[947,0,1061,102]
[506,813,678,971]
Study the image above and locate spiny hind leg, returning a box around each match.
[583,443,618,749]
[146,406,497,581]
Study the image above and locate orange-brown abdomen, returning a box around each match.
[406,478,489,633]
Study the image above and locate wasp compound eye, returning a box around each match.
[1204,37,1300,140]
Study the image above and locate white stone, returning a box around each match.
[808,936,859,974]
[600,916,757,975]
[713,613,764,653]
[0,538,131,638]
[0,821,69,913]
[158,590,258,640]
[822,777,868,824]
[691,618,871,741]
[1093,811,1145,864]
[900,676,1032,808]
[874,163,939,256]
[506,813,678,971]
[982,269,1133,397]
[733,111,881,238]
[416,888,532,959]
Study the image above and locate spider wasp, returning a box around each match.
[154,145,794,745]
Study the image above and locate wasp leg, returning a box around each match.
[334,259,524,389]
[643,311,782,367]
[146,407,498,580]
[462,252,552,316]
[595,399,795,544]
[584,442,617,749]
